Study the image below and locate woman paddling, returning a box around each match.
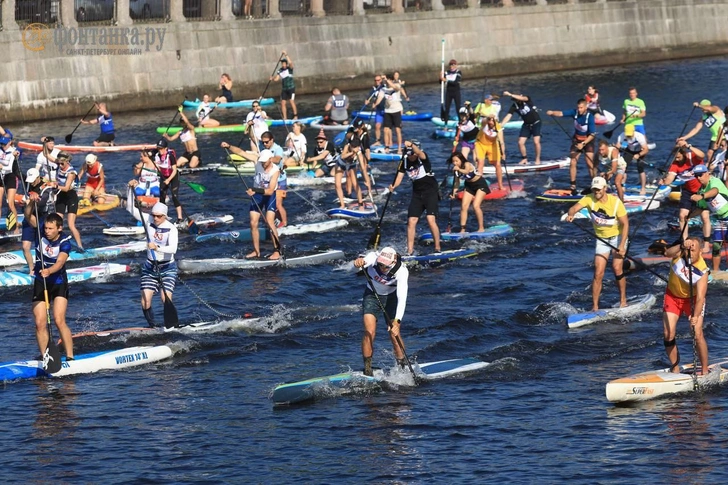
[448,152,490,233]
[54,152,84,251]
[164,109,201,169]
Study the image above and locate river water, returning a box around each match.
[3,56,728,484]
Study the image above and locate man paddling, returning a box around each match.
[616,124,649,195]
[388,140,442,255]
[620,87,646,138]
[140,202,179,328]
[25,205,74,362]
[353,247,410,376]
[271,52,298,120]
[440,59,462,121]
[691,164,728,272]
[501,91,542,165]
[245,149,281,260]
[546,99,597,195]
[679,100,726,160]
[22,168,57,272]
[565,176,629,311]
[80,102,115,147]
[662,237,709,375]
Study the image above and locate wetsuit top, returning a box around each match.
[146,218,178,263]
[622,97,646,126]
[1,145,15,175]
[357,131,371,154]
[698,176,728,218]
[576,193,626,239]
[139,165,160,184]
[508,97,540,125]
[221,85,233,103]
[362,251,409,321]
[180,129,195,144]
[668,153,704,193]
[561,109,596,137]
[399,152,438,192]
[36,149,59,182]
[278,67,295,91]
[34,226,72,284]
[98,113,115,134]
[153,149,177,179]
[703,111,726,141]
[317,141,338,167]
[667,255,708,298]
[329,94,349,121]
[85,162,103,181]
[254,160,280,190]
[56,164,77,190]
[616,132,648,154]
[458,120,479,142]
[444,68,462,88]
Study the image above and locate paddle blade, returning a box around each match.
[163,294,179,329]
[186,181,206,194]
[43,340,63,373]
[6,212,16,231]
[603,128,615,139]
[367,227,381,250]
[440,106,447,122]
[64,134,73,143]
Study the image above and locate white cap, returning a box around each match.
[85,154,98,164]
[258,149,274,162]
[591,176,608,190]
[26,168,40,184]
[376,247,398,268]
[151,202,168,216]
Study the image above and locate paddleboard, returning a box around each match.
[17,141,156,153]
[266,116,323,127]
[431,117,524,129]
[420,223,515,243]
[182,97,275,109]
[178,249,346,274]
[479,158,570,175]
[595,110,616,126]
[628,248,720,267]
[310,121,350,132]
[195,219,349,243]
[454,179,525,200]
[605,359,728,403]
[178,163,222,174]
[77,194,120,215]
[0,263,132,287]
[0,232,22,244]
[158,124,248,135]
[402,249,478,266]
[566,294,656,328]
[326,203,378,219]
[561,199,661,220]
[353,110,433,121]
[0,345,176,383]
[369,149,403,162]
[271,357,489,405]
[190,214,234,230]
[103,226,145,236]
[0,241,146,268]
[218,160,309,176]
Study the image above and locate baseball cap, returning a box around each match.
[693,164,709,174]
[156,139,168,148]
[151,202,168,216]
[26,168,40,184]
[376,247,398,268]
[700,99,711,107]
[484,94,493,100]
[591,176,608,190]
[624,124,635,136]
[353,119,364,129]
[85,154,98,164]
[258,149,274,162]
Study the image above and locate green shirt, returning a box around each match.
[698,176,728,218]
[623,98,646,126]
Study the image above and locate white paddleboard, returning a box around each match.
[566,294,656,329]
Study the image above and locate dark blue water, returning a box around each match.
[3,57,728,484]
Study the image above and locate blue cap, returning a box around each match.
[693,164,709,174]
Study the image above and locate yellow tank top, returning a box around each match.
[667,255,708,298]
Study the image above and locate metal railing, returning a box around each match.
[278,0,311,16]
[480,0,503,7]
[75,0,115,24]
[184,0,220,21]
[15,0,60,25]
[323,0,352,16]
[546,0,568,4]
[364,0,392,14]
[512,0,536,5]
[442,0,468,9]
[130,0,170,23]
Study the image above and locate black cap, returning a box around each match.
[156,139,168,148]
[43,136,55,143]
[353,119,364,129]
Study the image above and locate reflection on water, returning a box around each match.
[32,380,80,480]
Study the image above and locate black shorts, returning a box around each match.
[384,112,403,129]
[407,189,439,218]
[281,89,295,101]
[1,172,17,190]
[96,132,115,143]
[464,178,490,196]
[32,275,69,302]
[679,189,698,211]
[55,190,79,214]
[181,150,202,162]
[518,120,542,139]
[362,288,397,318]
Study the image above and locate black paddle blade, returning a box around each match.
[603,122,622,140]
[440,106,447,122]
[64,134,73,143]
[43,340,63,373]
[163,294,179,329]
[367,227,381,250]
[187,220,199,235]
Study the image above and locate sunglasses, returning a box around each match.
[152,214,166,218]
[262,139,272,144]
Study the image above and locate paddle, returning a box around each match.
[686,242,698,390]
[135,194,179,328]
[34,203,62,373]
[439,38,446,121]
[362,269,419,383]
[65,103,97,143]
[89,210,113,227]
[260,53,286,102]
[602,121,623,140]
[367,154,404,249]
[180,178,206,194]
[497,137,512,192]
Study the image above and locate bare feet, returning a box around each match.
[519,158,529,165]
[245,251,260,259]
[535,159,541,165]
[477,228,485,232]
[269,251,281,261]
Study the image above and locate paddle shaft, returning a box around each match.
[362,270,419,383]
[496,136,512,191]
[686,247,699,390]
[65,103,97,143]
[440,39,446,119]
[260,54,286,102]
[368,156,403,249]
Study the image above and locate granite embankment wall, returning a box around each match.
[1,0,727,122]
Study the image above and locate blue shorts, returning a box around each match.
[141,260,177,294]
[135,185,160,197]
[633,125,646,136]
[22,219,37,243]
[375,111,384,125]
[250,193,276,213]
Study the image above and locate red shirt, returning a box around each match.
[668,153,704,193]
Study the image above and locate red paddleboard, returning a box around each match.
[456,179,525,201]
